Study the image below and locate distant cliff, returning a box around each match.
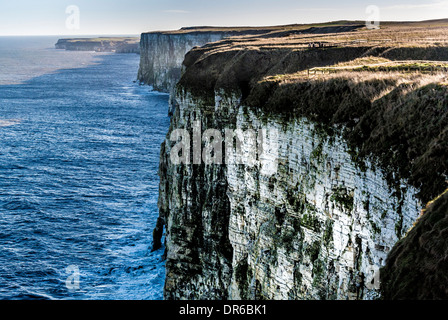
[137,28,279,95]
[55,37,140,53]
[137,32,227,94]
[148,22,448,300]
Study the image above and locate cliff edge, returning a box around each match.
[137,24,365,112]
[152,21,448,299]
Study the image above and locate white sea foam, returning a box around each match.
[0,119,21,127]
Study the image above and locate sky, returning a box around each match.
[0,0,447,36]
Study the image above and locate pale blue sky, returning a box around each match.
[0,0,447,36]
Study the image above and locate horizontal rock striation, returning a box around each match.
[159,89,424,300]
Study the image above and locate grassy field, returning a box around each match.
[143,19,448,49]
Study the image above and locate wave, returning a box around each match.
[0,119,21,127]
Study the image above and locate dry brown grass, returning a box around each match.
[181,22,448,51]
[381,189,448,299]
[249,72,448,201]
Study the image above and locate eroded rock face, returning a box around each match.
[158,89,422,300]
[158,92,234,300]
[226,108,421,300]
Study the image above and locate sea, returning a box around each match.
[0,36,169,300]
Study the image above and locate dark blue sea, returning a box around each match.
[0,36,168,300]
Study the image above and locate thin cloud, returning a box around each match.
[384,0,448,10]
[163,10,190,14]
[295,8,340,12]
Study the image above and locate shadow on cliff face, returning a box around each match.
[380,189,448,299]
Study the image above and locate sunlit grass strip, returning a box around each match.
[307,61,448,75]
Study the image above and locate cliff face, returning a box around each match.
[159,90,423,300]
[138,32,234,94]
[154,24,448,300]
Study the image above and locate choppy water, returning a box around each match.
[0,36,169,300]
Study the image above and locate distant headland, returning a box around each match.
[55,37,140,53]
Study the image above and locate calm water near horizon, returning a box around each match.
[0,36,168,300]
